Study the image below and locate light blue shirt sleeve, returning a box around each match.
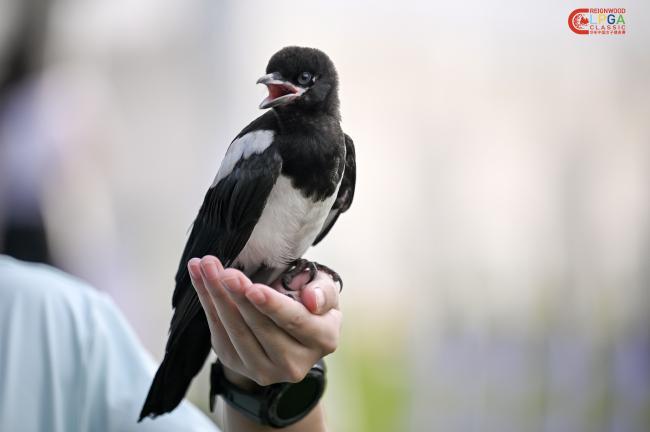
[0,256,220,432]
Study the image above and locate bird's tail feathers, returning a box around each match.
[138,319,211,421]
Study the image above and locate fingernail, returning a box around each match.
[314,288,325,311]
[246,287,266,305]
[220,277,238,293]
[202,260,219,279]
[187,261,198,280]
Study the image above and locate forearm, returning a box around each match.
[219,399,327,432]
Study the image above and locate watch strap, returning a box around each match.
[209,359,326,428]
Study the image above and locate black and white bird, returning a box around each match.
[139,46,356,420]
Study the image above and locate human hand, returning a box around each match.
[187,256,342,388]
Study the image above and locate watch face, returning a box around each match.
[268,369,326,427]
[277,375,321,419]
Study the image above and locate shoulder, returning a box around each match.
[0,256,123,363]
[212,113,282,188]
[0,255,108,316]
[0,256,221,432]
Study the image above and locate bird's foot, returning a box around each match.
[280,259,318,300]
[313,262,343,292]
[279,259,343,301]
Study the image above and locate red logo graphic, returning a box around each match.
[569,8,590,34]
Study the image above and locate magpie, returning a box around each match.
[139,46,356,420]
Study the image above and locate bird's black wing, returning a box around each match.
[313,133,356,246]
[169,147,282,346]
[140,144,282,420]
[173,110,278,300]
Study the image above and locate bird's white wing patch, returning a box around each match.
[211,130,275,187]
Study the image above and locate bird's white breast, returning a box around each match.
[211,130,275,187]
[235,175,339,271]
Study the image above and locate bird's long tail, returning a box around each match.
[139,315,211,421]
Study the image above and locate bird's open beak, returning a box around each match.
[257,72,306,109]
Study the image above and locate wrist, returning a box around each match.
[210,359,327,428]
[221,365,261,392]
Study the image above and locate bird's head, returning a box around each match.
[257,46,339,117]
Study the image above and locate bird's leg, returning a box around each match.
[280,259,318,300]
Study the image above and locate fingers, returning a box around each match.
[220,269,295,349]
[194,257,271,376]
[187,258,240,369]
[246,283,341,356]
[300,271,340,315]
[221,270,316,381]
[270,270,340,315]
[188,258,218,324]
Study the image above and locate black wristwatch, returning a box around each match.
[209,359,326,428]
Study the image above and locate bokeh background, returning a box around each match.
[1,0,649,431]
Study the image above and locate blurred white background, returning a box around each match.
[1,0,648,431]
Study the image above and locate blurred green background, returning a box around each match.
[1,0,648,431]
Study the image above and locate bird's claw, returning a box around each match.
[281,259,318,297]
[279,259,343,300]
[313,262,343,292]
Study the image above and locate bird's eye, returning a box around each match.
[297,71,313,86]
